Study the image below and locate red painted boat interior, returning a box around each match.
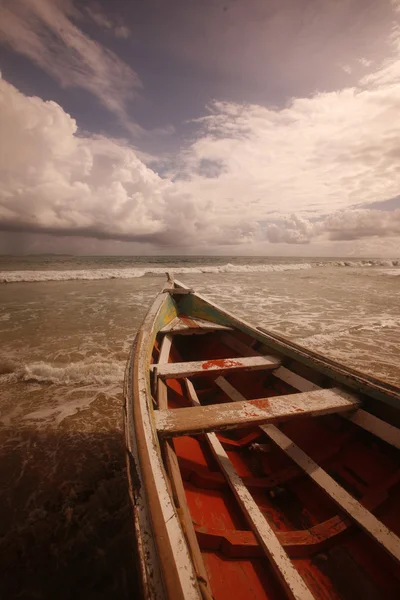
[152,327,400,599]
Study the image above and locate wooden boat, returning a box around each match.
[123,275,400,600]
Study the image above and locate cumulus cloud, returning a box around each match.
[264,216,314,245]
[181,79,400,220]
[169,24,400,251]
[1,71,400,252]
[0,0,140,132]
[0,77,244,247]
[0,78,163,241]
[323,208,400,240]
[1,12,400,254]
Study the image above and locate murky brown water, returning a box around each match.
[0,257,399,599]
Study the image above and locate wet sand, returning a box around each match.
[0,425,137,599]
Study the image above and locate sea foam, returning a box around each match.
[3,358,125,386]
[0,259,398,283]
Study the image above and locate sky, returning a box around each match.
[0,0,399,256]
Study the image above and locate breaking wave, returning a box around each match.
[1,357,124,386]
[1,259,399,283]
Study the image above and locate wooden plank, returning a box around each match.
[157,379,213,599]
[161,317,233,334]
[195,468,400,560]
[158,334,172,365]
[220,332,260,357]
[343,410,400,450]
[215,377,400,564]
[152,354,281,379]
[160,316,182,332]
[194,518,348,559]
[274,367,400,450]
[163,288,195,294]
[155,388,361,438]
[184,379,314,600]
[274,366,321,392]
[215,375,247,402]
[263,425,400,563]
[192,317,233,331]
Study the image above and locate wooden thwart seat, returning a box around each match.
[154,387,360,438]
[152,354,281,379]
[160,316,233,334]
[215,376,400,565]
[217,332,400,450]
[274,366,400,449]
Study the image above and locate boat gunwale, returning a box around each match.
[124,282,201,600]
[173,278,400,408]
[123,336,165,600]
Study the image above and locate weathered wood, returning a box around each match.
[264,425,400,563]
[216,377,400,564]
[192,468,400,557]
[161,316,233,334]
[215,376,246,402]
[124,283,201,600]
[273,366,321,392]
[194,518,348,558]
[174,278,400,408]
[155,388,361,438]
[184,378,314,600]
[158,380,213,599]
[158,334,172,365]
[152,354,281,379]
[160,316,181,332]
[163,288,195,294]
[343,409,400,450]
[274,367,400,449]
[219,332,260,357]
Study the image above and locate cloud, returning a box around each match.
[1,71,400,253]
[115,26,131,40]
[0,0,140,132]
[0,11,400,255]
[173,25,400,240]
[181,81,400,221]
[0,77,162,241]
[323,208,400,240]
[360,195,400,211]
[85,4,131,39]
[0,77,232,248]
[264,216,315,244]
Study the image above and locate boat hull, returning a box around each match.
[124,279,400,600]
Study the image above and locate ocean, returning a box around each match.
[1,255,399,599]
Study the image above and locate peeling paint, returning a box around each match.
[202,358,242,370]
